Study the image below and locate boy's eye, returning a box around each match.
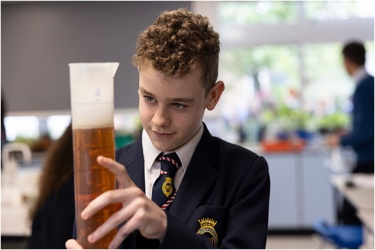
[172,103,187,109]
[144,96,155,103]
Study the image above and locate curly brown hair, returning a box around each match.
[132,8,220,95]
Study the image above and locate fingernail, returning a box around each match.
[88,234,95,243]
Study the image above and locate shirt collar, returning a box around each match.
[352,66,368,85]
[142,123,204,172]
[142,130,163,172]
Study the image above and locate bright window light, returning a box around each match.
[4,116,40,141]
[47,115,71,140]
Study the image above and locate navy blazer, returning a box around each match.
[341,74,374,165]
[116,123,270,249]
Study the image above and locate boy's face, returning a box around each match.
[138,66,223,152]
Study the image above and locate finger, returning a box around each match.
[109,202,166,248]
[84,188,146,242]
[81,187,139,220]
[65,239,83,249]
[88,198,140,246]
[111,212,141,248]
[107,198,149,248]
[97,156,133,189]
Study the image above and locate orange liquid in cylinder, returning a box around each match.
[73,126,120,249]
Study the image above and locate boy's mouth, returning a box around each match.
[152,130,175,138]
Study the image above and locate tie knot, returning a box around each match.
[159,152,181,174]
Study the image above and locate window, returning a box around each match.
[47,115,71,140]
[220,45,300,121]
[194,1,374,144]
[219,42,373,143]
[217,1,375,24]
[304,1,374,20]
[4,116,40,142]
[218,1,298,25]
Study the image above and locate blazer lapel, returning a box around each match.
[169,124,219,223]
[117,133,146,192]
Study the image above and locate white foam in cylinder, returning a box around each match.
[69,62,119,129]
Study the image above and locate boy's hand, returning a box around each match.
[66,156,167,249]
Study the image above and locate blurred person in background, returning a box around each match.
[1,95,8,170]
[27,123,75,248]
[327,40,374,225]
[1,95,7,148]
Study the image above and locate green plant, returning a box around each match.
[315,112,350,132]
[261,105,312,131]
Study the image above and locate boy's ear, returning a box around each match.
[206,81,225,110]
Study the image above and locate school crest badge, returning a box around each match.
[162,177,173,197]
[196,218,218,247]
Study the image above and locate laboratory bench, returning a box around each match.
[242,143,336,231]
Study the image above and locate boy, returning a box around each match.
[67,8,270,249]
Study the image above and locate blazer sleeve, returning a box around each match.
[159,156,270,249]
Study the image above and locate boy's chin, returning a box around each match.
[151,140,179,153]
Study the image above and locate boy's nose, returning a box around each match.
[152,107,170,127]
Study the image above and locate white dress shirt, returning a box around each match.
[352,66,368,85]
[142,123,204,199]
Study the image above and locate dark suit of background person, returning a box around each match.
[341,42,374,225]
[27,124,75,249]
[1,95,8,169]
[341,73,374,174]
[116,123,270,249]
[1,95,7,148]
[328,41,374,225]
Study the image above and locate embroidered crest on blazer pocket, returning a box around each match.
[196,218,219,247]
[187,205,228,248]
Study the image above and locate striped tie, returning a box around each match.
[152,152,181,210]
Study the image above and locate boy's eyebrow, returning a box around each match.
[140,87,154,97]
[140,87,194,103]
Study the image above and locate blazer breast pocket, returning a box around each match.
[187,205,228,248]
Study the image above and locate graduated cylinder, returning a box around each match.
[69,62,120,249]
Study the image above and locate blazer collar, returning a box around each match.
[169,123,219,223]
[120,132,146,193]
